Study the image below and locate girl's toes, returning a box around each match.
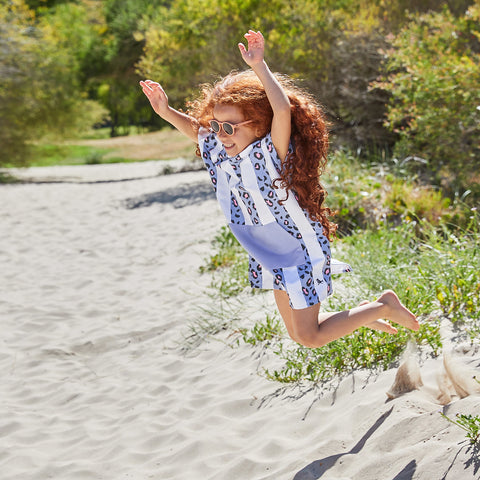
[368,319,398,334]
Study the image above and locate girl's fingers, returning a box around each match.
[140,80,166,100]
[244,30,261,43]
[139,80,153,92]
[245,30,263,39]
[140,80,160,89]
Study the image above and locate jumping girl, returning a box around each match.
[140,30,419,348]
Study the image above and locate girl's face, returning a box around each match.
[212,104,258,157]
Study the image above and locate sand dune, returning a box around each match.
[1,162,479,480]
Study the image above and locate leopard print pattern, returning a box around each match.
[201,132,340,307]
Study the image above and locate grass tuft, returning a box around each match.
[441,412,480,444]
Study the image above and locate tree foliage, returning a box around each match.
[137,0,476,151]
[1,0,478,184]
[137,0,386,144]
[0,0,105,166]
[374,3,480,195]
[87,0,168,136]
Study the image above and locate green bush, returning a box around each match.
[324,149,456,235]
[339,214,480,340]
[373,5,480,198]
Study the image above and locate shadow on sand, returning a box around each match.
[124,180,215,209]
[292,407,417,480]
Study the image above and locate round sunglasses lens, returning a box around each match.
[210,120,220,132]
[223,123,234,135]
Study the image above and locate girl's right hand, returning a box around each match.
[140,80,170,118]
[238,30,265,67]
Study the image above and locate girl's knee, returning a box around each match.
[286,329,302,345]
[290,305,322,347]
[294,331,322,348]
[282,314,312,345]
[287,322,320,348]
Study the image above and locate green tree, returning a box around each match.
[137,0,359,124]
[25,0,72,10]
[85,0,169,136]
[137,0,476,149]
[313,0,474,149]
[0,0,105,167]
[373,4,480,196]
[375,0,473,30]
[21,0,168,139]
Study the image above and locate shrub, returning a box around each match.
[324,149,455,235]
[373,5,480,199]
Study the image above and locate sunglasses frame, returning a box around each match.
[209,119,253,136]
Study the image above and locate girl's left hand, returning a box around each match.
[238,30,265,67]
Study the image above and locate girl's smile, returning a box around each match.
[212,104,258,157]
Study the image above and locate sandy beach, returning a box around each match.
[1,162,479,480]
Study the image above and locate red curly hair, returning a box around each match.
[187,70,337,239]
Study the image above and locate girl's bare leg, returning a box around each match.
[274,289,419,348]
[274,288,319,344]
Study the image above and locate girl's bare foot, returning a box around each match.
[357,300,399,334]
[358,294,418,333]
[377,290,419,331]
[368,318,399,334]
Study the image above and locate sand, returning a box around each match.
[1,162,480,480]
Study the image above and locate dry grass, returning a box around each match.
[69,129,196,161]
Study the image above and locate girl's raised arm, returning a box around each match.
[140,80,198,142]
[238,30,291,160]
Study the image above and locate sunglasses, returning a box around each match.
[209,119,253,136]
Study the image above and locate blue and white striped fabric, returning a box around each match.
[199,130,351,309]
